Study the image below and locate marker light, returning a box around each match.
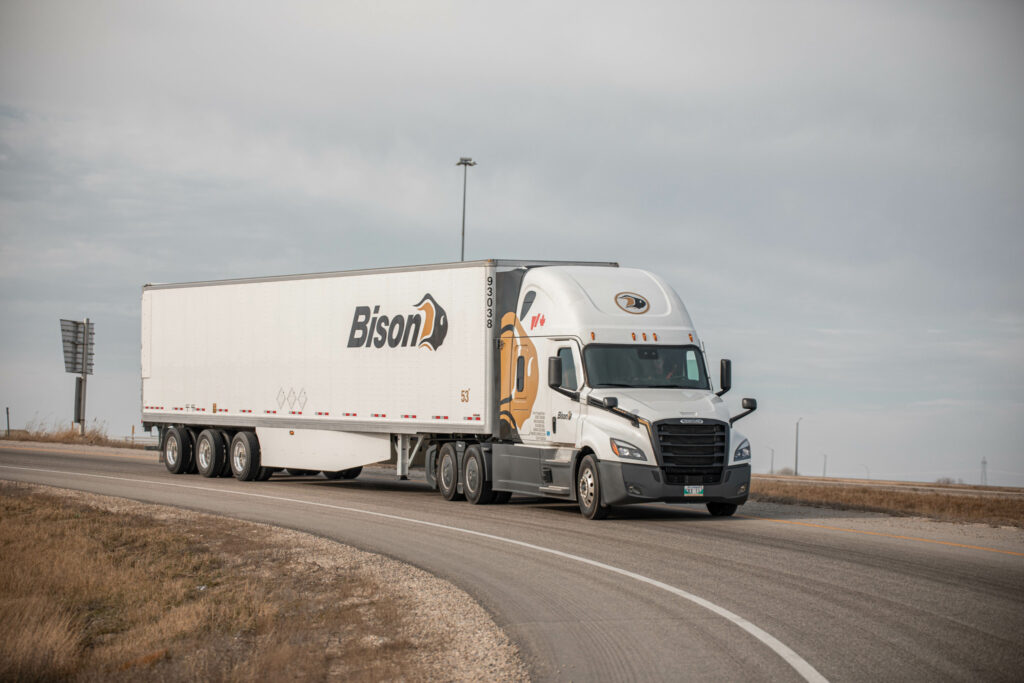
[631,332,637,340]
[642,332,647,341]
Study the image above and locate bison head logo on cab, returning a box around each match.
[347,294,449,350]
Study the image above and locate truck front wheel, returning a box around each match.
[438,443,464,501]
[577,455,608,520]
[162,426,193,475]
[230,431,262,481]
[463,445,495,505]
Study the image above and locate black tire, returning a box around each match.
[322,470,343,480]
[438,443,463,501]
[339,466,362,480]
[195,429,228,478]
[230,431,261,481]
[576,454,608,520]
[256,467,274,481]
[463,445,495,505]
[217,431,234,477]
[285,469,316,476]
[162,426,193,475]
[184,429,199,474]
[707,502,738,517]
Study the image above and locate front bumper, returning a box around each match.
[598,461,750,507]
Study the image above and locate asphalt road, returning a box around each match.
[2,442,1022,682]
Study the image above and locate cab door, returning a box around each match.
[546,342,583,446]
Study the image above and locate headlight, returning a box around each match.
[610,438,647,461]
[733,439,751,463]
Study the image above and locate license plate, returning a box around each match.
[684,485,704,496]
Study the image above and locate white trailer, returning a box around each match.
[142,260,757,518]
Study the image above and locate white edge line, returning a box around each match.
[0,464,828,683]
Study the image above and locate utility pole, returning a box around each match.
[456,157,476,261]
[822,453,828,478]
[981,457,988,486]
[794,417,803,476]
[5,407,9,438]
[770,447,775,475]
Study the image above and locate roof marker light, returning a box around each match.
[590,331,595,340]
[631,332,636,341]
[653,333,658,342]
[642,332,647,341]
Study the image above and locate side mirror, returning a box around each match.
[602,396,618,409]
[717,359,732,397]
[548,356,562,389]
[730,397,759,425]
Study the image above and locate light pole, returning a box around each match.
[770,447,775,475]
[822,453,828,478]
[456,157,476,261]
[794,417,803,476]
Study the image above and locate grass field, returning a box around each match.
[751,475,1024,527]
[2,419,146,449]
[0,483,489,682]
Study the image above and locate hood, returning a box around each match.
[588,387,730,423]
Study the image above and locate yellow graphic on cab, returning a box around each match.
[498,312,538,436]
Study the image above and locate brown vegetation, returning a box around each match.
[0,483,502,682]
[1,418,146,449]
[751,476,1024,528]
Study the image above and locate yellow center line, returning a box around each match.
[736,514,1024,557]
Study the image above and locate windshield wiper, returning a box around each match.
[594,383,634,388]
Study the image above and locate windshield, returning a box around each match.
[583,345,710,390]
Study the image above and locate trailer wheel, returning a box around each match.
[256,467,274,481]
[230,431,262,481]
[577,454,608,520]
[706,502,738,517]
[463,445,495,505]
[195,429,227,478]
[162,426,193,475]
[438,443,463,501]
[216,431,234,477]
[322,470,343,480]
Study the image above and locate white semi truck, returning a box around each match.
[141,260,757,519]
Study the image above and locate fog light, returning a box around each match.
[738,484,747,495]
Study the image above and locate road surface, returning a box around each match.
[2,442,1022,682]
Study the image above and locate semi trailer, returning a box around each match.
[141,259,757,519]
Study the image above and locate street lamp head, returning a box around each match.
[457,157,477,166]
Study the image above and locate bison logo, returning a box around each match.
[615,292,649,314]
[347,293,448,350]
[414,293,448,351]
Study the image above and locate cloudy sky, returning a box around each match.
[2,1,1022,485]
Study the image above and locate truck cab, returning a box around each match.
[486,265,757,519]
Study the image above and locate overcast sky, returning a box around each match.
[2,1,1022,485]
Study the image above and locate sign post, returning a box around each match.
[60,318,94,436]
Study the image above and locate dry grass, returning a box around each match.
[0,484,424,682]
[2,418,145,449]
[751,476,1024,528]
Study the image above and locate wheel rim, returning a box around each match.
[232,442,246,473]
[197,439,211,470]
[165,436,178,466]
[465,456,479,495]
[579,465,596,509]
[441,454,455,491]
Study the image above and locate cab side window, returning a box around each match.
[557,347,578,391]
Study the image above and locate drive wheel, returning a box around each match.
[463,445,494,505]
[195,429,227,478]
[438,443,463,501]
[707,502,738,517]
[577,454,608,520]
[492,491,512,504]
[162,426,193,475]
[230,431,261,481]
[339,466,362,480]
